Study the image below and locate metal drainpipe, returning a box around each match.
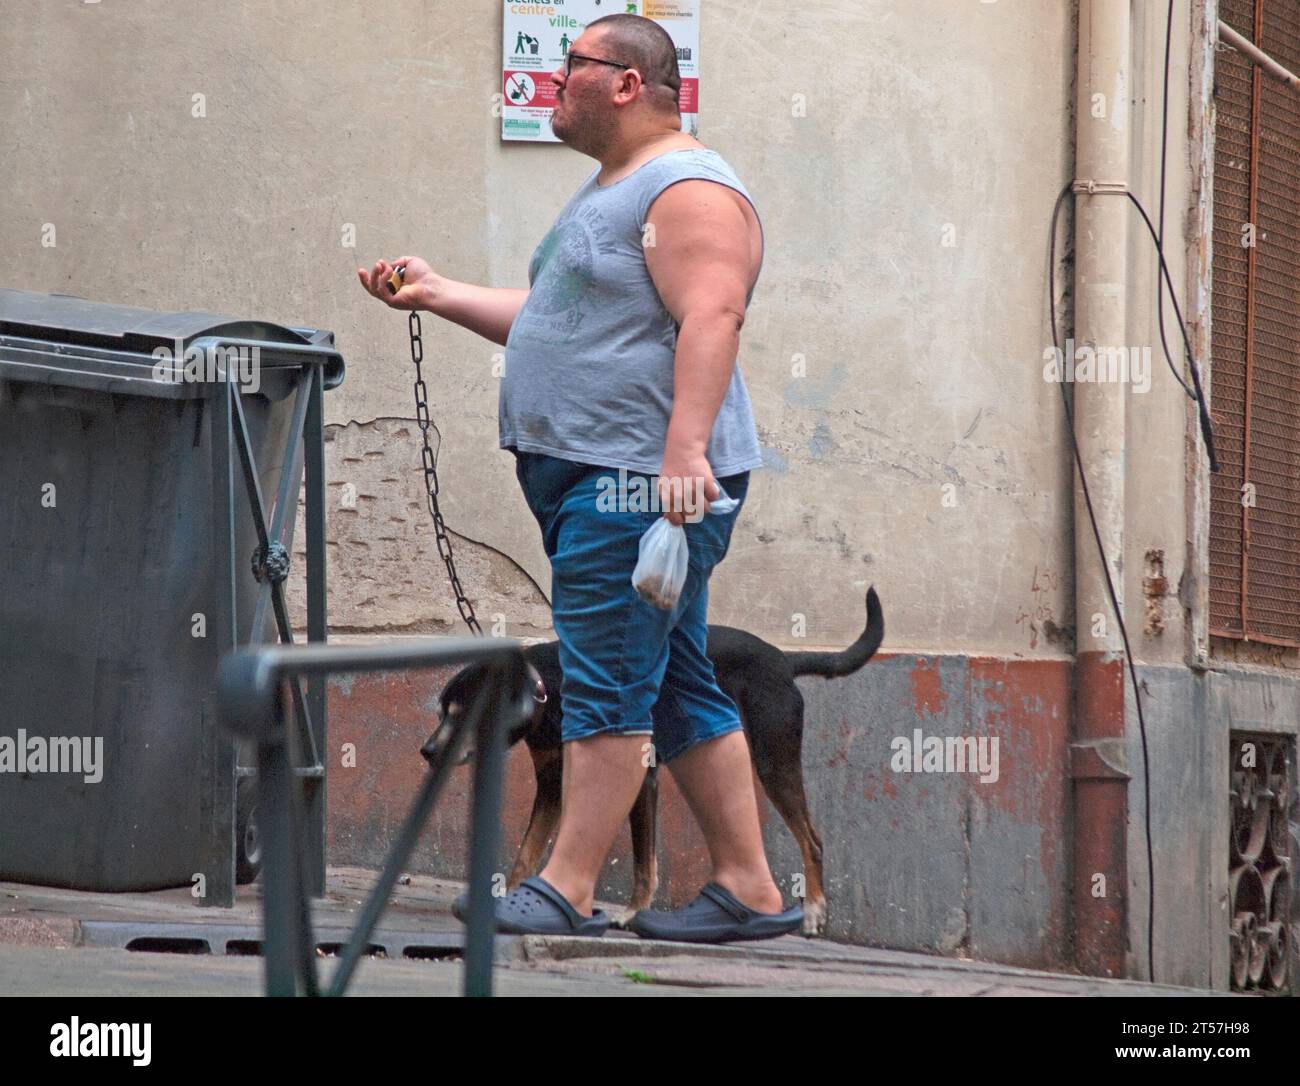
[1069,0,1133,979]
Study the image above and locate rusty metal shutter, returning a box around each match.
[1211,0,1300,645]
[1210,0,1256,637]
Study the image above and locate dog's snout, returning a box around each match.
[437,669,543,768]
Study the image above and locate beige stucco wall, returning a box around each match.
[1,0,1093,657]
[1122,0,1201,669]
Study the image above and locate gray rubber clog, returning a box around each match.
[627,882,804,943]
[451,875,611,937]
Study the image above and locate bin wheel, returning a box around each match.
[236,778,262,885]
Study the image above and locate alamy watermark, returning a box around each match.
[151,337,261,393]
[595,467,714,522]
[50,1018,150,1066]
[1042,338,1151,394]
[0,730,103,784]
[890,728,999,783]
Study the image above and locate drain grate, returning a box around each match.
[226,940,263,956]
[403,945,463,961]
[124,937,211,955]
[80,921,486,962]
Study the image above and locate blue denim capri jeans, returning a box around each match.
[512,450,749,764]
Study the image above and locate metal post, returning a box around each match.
[217,638,525,998]
[257,682,315,996]
[1218,20,1300,94]
[464,657,512,997]
[325,754,458,996]
[304,363,328,897]
[204,380,238,908]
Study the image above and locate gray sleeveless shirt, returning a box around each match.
[499,147,765,477]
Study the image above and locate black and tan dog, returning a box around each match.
[435,587,883,936]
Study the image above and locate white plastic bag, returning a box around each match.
[632,485,738,610]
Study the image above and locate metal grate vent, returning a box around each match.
[1211,0,1300,645]
[1210,0,1255,636]
[1228,732,1294,992]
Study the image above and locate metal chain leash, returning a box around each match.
[407,309,483,636]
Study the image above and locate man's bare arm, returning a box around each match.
[358,256,529,347]
[644,181,757,519]
[430,280,530,347]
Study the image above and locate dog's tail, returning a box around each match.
[783,586,884,679]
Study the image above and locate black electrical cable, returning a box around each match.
[1049,144,1221,983]
[1123,189,1219,471]
[1149,0,1218,471]
[1156,0,1196,399]
[1047,184,1157,983]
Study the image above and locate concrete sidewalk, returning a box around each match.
[0,867,1219,997]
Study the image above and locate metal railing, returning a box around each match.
[217,637,531,997]
[213,361,330,905]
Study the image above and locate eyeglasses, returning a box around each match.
[562,51,633,78]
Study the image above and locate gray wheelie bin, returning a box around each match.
[0,288,342,900]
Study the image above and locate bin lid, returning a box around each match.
[0,288,345,397]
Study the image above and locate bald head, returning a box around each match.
[586,13,681,115]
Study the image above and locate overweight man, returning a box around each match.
[359,13,801,942]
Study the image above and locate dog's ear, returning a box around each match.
[438,666,472,717]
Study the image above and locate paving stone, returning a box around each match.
[0,867,1223,996]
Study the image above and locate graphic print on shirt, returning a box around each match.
[515,202,620,348]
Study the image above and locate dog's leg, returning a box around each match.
[734,682,829,938]
[612,769,659,928]
[508,744,563,888]
[754,750,827,937]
